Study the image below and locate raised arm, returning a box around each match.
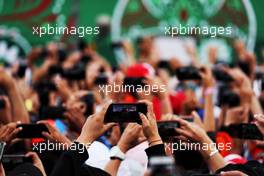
[0,70,29,123]
[174,118,226,172]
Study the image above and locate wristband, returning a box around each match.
[149,139,162,146]
[110,146,126,161]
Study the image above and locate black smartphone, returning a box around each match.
[158,121,179,140]
[48,65,63,76]
[17,62,27,78]
[148,156,178,176]
[175,66,201,81]
[123,77,145,87]
[222,123,263,140]
[0,142,6,161]
[16,124,49,138]
[2,154,32,171]
[212,68,233,83]
[39,106,66,119]
[62,66,86,80]
[104,103,147,124]
[94,74,108,85]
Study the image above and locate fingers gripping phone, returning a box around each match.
[104,103,147,124]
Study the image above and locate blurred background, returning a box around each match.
[0,0,264,66]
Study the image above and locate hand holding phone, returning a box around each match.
[157,121,179,140]
[16,124,49,138]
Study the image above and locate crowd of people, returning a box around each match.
[0,36,264,176]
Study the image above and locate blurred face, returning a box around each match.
[66,91,89,114]
[140,37,153,54]
[234,40,245,53]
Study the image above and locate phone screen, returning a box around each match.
[104,103,147,124]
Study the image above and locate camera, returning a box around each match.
[2,154,33,171]
[221,123,263,140]
[16,124,49,138]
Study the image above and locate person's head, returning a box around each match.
[138,36,154,55]
[125,63,155,100]
[66,91,95,116]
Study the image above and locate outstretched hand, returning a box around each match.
[139,100,162,147]
[76,101,116,145]
[118,123,142,153]
[0,122,22,145]
[37,120,72,147]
